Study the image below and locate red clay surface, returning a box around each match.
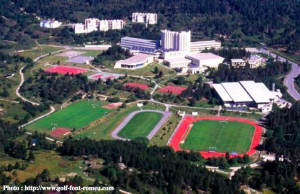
[158,85,187,95]
[50,128,71,137]
[169,116,262,158]
[103,76,115,80]
[91,74,104,79]
[45,66,88,75]
[123,83,149,90]
[102,102,122,109]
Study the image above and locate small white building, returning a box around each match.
[114,54,153,69]
[185,53,225,70]
[231,59,247,67]
[132,13,157,25]
[231,55,263,68]
[40,20,62,28]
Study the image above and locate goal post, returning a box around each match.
[208,147,217,153]
[92,104,99,108]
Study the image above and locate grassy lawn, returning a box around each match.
[18,46,63,59]
[112,62,176,77]
[180,120,255,153]
[150,113,182,146]
[74,49,103,58]
[1,150,92,184]
[74,102,165,140]
[117,112,163,139]
[0,101,28,124]
[26,100,113,133]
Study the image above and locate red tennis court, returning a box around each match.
[103,76,115,80]
[158,85,187,95]
[123,83,149,90]
[91,74,104,79]
[50,128,71,137]
[169,116,262,159]
[45,66,88,75]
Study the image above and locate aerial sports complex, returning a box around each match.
[168,116,262,159]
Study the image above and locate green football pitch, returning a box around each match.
[180,120,255,153]
[27,100,113,132]
[117,112,163,139]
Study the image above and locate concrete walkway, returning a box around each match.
[111,110,171,141]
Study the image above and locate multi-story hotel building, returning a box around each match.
[161,30,191,52]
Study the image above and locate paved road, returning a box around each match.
[111,110,171,141]
[259,48,300,100]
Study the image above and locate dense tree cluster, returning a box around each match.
[234,160,300,193]
[92,45,131,66]
[264,101,300,160]
[8,0,300,50]
[203,48,251,62]
[21,72,106,104]
[59,138,243,193]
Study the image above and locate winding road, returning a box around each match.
[111,110,171,141]
[259,48,300,101]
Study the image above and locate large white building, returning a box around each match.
[190,40,221,52]
[40,20,62,28]
[132,13,157,25]
[121,37,160,54]
[213,81,275,112]
[185,53,225,69]
[161,30,191,52]
[73,18,124,34]
[114,54,154,69]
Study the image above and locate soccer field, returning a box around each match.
[27,100,113,132]
[180,120,255,153]
[117,112,163,139]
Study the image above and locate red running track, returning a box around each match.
[169,116,262,159]
[123,83,149,90]
[45,66,88,75]
[158,85,187,95]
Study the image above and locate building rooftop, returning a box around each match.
[221,82,253,102]
[249,55,262,63]
[186,53,225,61]
[213,84,233,102]
[240,81,273,103]
[231,59,245,63]
[190,40,221,45]
[117,54,152,64]
[164,58,191,63]
[121,36,159,43]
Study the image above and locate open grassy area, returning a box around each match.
[26,100,113,133]
[18,46,63,59]
[1,150,93,184]
[74,102,165,140]
[117,112,164,139]
[0,101,28,124]
[180,120,255,153]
